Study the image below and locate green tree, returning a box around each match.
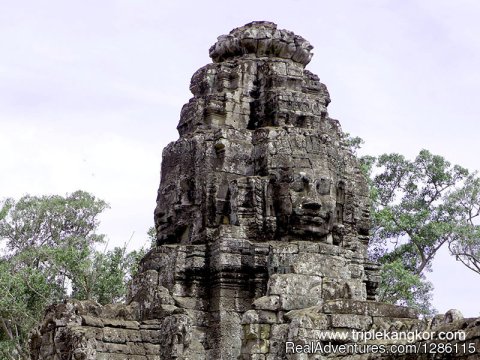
[446,174,480,275]
[74,245,146,305]
[365,149,480,314]
[0,191,144,359]
[376,259,433,315]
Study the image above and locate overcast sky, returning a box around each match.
[1,0,479,316]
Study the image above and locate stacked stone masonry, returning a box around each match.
[31,21,479,360]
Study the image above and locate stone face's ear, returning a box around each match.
[227,180,238,226]
[335,181,346,225]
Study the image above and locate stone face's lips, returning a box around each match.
[209,21,314,66]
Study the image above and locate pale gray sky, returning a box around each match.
[1,0,479,316]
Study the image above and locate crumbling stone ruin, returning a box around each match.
[31,22,479,360]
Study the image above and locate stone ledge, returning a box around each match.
[323,299,418,319]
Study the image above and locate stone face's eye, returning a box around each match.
[292,174,311,192]
[291,175,305,192]
[315,178,331,195]
[285,174,295,183]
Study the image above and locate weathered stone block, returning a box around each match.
[244,324,271,340]
[331,314,372,330]
[140,329,162,344]
[103,328,128,344]
[285,308,329,330]
[268,274,322,296]
[323,299,418,319]
[292,253,350,278]
[242,339,270,354]
[253,295,281,311]
[82,315,104,328]
[280,293,322,311]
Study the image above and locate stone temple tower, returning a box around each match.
[139,20,382,358]
[31,22,479,360]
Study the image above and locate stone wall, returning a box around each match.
[30,21,479,360]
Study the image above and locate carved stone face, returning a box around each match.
[270,169,338,240]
